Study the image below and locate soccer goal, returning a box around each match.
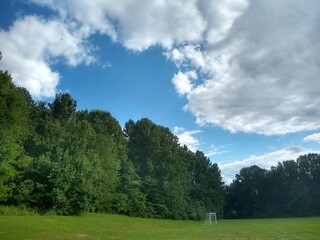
[205,212,217,225]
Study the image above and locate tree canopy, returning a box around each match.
[0,70,224,218]
[1,69,319,219]
[224,154,320,218]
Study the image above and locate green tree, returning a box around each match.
[190,151,224,218]
[49,93,76,122]
[125,118,187,218]
[225,165,267,218]
[0,71,32,202]
[0,69,226,218]
[84,110,124,212]
[21,95,99,214]
[224,155,320,218]
[297,154,320,215]
[117,157,147,216]
[125,118,224,220]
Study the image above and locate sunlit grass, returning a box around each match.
[0,212,319,240]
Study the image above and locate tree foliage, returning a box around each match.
[0,70,32,201]
[124,118,224,219]
[2,70,319,219]
[0,70,224,218]
[224,154,320,218]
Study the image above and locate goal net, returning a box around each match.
[205,212,217,225]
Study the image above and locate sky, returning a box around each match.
[1,0,320,183]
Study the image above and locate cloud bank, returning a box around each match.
[1,0,320,135]
[168,0,320,135]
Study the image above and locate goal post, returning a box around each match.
[205,212,217,225]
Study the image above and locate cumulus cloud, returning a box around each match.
[198,0,249,44]
[303,133,320,143]
[183,0,320,135]
[166,0,320,135]
[219,146,318,184]
[0,15,94,98]
[172,71,197,96]
[29,0,207,51]
[173,127,201,152]
[5,0,320,135]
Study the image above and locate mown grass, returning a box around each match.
[0,211,319,240]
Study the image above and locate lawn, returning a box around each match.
[0,213,319,240]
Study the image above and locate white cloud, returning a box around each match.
[173,127,201,152]
[198,0,249,44]
[166,48,184,63]
[172,71,195,96]
[166,45,210,72]
[303,133,320,143]
[29,0,118,40]
[29,0,207,51]
[182,0,320,135]
[10,0,320,135]
[0,15,94,98]
[205,144,228,157]
[219,146,318,184]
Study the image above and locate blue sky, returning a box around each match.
[1,0,320,183]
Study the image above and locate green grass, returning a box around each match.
[0,205,36,216]
[0,213,319,240]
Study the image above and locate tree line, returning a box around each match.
[1,69,319,219]
[224,154,320,218]
[0,70,224,219]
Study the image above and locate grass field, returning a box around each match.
[0,213,319,240]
